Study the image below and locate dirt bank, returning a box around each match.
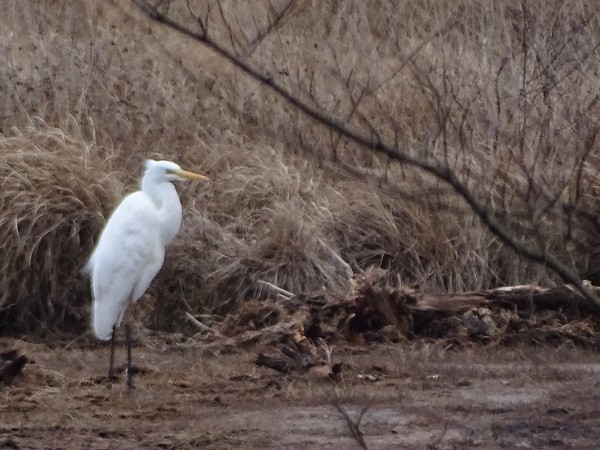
[1,337,600,449]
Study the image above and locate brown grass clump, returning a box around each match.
[150,148,354,329]
[0,121,120,335]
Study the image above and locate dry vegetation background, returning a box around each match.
[1,0,600,336]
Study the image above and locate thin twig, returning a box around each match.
[332,389,370,450]
[243,0,297,57]
[317,238,353,279]
[428,420,450,448]
[257,279,294,299]
[184,312,224,337]
[129,0,600,312]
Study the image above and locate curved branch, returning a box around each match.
[130,0,600,312]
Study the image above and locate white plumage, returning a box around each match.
[84,159,208,385]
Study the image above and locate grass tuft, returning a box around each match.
[0,120,121,334]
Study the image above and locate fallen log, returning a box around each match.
[349,268,600,346]
[416,284,591,315]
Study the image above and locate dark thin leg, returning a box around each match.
[108,325,116,382]
[126,324,134,389]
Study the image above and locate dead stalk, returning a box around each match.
[184,312,224,337]
[257,280,295,300]
[332,388,370,450]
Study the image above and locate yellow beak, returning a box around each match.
[176,169,210,182]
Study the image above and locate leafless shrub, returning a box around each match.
[138,0,600,297]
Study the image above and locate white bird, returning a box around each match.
[85,159,209,387]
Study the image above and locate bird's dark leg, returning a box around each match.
[126,323,134,389]
[108,325,116,382]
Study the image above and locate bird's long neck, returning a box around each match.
[141,177,182,246]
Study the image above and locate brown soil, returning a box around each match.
[2,336,600,449]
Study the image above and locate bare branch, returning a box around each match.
[317,238,353,279]
[184,312,224,337]
[333,389,370,450]
[256,280,294,299]
[429,421,450,448]
[185,0,210,37]
[243,0,297,57]
[216,1,242,55]
[130,0,600,311]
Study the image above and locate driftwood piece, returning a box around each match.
[207,269,600,359]
[0,349,28,385]
[349,269,600,346]
[416,284,592,315]
[405,284,593,334]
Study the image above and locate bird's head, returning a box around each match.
[144,159,209,183]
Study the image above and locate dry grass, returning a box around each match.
[0,120,120,334]
[1,0,600,335]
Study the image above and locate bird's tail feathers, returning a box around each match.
[92,300,118,341]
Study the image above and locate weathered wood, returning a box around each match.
[414,284,593,317]
[350,269,600,342]
[0,350,28,385]
[218,271,600,356]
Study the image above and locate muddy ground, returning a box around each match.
[2,334,600,449]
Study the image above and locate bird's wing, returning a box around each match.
[89,192,164,340]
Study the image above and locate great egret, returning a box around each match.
[85,159,209,388]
